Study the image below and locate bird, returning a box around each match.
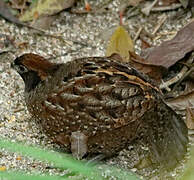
[11,53,188,169]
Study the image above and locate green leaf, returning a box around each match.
[0,138,140,180]
[180,147,194,180]
[0,138,96,177]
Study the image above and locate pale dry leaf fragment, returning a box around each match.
[179,0,189,8]
[184,80,194,94]
[141,0,158,16]
[186,107,194,129]
[166,90,194,112]
[106,26,134,62]
[20,0,75,22]
[71,131,88,160]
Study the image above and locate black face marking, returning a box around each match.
[12,56,42,92]
[13,56,23,66]
[20,71,42,92]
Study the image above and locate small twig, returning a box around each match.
[141,28,155,39]
[134,26,143,42]
[126,7,140,19]
[151,3,182,12]
[154,31,176,40]
[141,0,158,16]
[159,54,194,90]
[160,79,171,91]
[152,14,167,35]
[158,31,177,36]
[173,65,194,90]
[85,154,105,166]
[14,108,25,113]
[160,69,186,91]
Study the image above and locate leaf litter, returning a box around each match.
[105,9,194,178]
[0,0,194,179]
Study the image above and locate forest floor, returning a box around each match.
[0,0,193,179]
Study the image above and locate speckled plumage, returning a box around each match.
[12,53,188,169]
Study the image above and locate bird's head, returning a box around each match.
[11,53,58,92]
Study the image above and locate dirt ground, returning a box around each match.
[0,0,193,179]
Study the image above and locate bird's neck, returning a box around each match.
[22,71,41,92]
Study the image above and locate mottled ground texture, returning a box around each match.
[0,0,193,179]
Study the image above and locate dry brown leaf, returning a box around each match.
[70,131,88,160]
[106,26,134,62]
[189,0,194,8]
[31,15,56,30]
[166,90,194,111]
[0,1,24,26]
[141,38,151,49]
[143,20,194,68]
[129,51,166,83]
[186,107,194,129]
[184,80,194,94]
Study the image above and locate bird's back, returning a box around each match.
[25,56,188,169]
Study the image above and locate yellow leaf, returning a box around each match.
[106,26,134,62]
[0,166,6,171]
[16,156,22,161]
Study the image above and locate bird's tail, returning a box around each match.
[140,100,188,169]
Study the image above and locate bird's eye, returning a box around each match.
[17,65,28,73]
[19,66,25,71]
